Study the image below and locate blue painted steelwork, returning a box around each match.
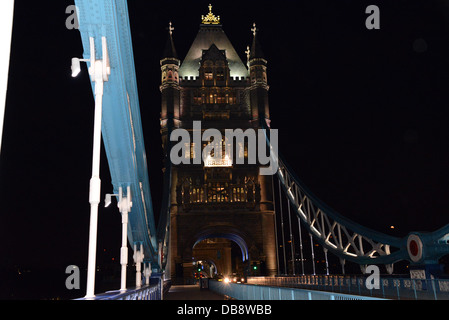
[260,120,449,268]
[156,115,174,271]
[74,0,158,264]
[247,275,449,300]
[209,280,386,300]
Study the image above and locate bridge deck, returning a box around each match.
[164,284,228,300]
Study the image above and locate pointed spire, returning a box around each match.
[162,21,178,60]
[249,23,265,60]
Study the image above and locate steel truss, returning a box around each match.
[261,120,449,272]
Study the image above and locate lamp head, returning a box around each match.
[104,194,112,208]
[71,58,81,77]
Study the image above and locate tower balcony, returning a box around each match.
[176,181,261,212]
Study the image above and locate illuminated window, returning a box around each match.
[205,72,213,80]
[217,95,226,104]
[238,142,244,159]
[204,155,232,167]
[232,187,245,202]
[207,183,229,203]
[190,143,196,160]
[191,187,204,203]
[194,96,202,104]
[184,143,198,160]
[184,143,190,159]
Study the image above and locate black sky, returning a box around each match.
[1,0,449,298]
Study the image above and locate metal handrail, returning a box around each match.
[247,275,449,300]
[209,279,386,300]
[75,284,160,300]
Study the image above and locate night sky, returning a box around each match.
[1,0,449,299]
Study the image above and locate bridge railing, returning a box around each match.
[76,279,171,300]
[247,276,449,300]
[209,279,385,300]
[76,284,159,300]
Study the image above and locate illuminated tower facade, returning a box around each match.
[160,5,276,283]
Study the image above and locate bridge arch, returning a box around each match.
[188,225,256,260]
[194,232,249,262]
[177,225,259,277]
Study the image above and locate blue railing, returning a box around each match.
[75,279,171,300]
[209,280,386,300]
[247,276,449,300]
[75,284,159,300]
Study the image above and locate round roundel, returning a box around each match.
[407,234,423,263]
[409,240,419,256]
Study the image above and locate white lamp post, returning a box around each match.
[105,186,133,292]
[0,1,15,153]
[72,36,110,298]
[134,243,144,289]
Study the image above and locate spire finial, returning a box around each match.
[169,21,174,36]
[202,4,221,24]
[245,45,251,67]
[251,23,257,36]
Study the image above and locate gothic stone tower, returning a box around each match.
[160,5,276,283]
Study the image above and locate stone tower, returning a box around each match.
[160,5,277,283]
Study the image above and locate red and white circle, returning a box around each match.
[407,234,423,263]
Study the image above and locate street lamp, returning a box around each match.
[104,193,118,208]
[72,36,110,299]
[71,57,90,78]
[105,187,133,292]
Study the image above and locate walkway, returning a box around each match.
[164,284,228,300]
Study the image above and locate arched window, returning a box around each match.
[216,69,224,81]
[205,71,213,81]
